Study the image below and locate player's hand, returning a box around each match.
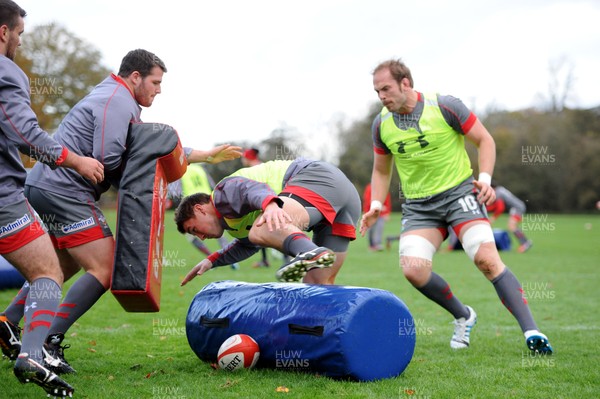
[206,144,242,164]
[69,153,104,184]
[359,209,380,236]
[473,180,496,206]
[180,259,213,286]
[256,201,293,231]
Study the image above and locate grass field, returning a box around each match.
[1,211,599,398]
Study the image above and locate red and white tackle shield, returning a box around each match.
[110,122,187,312]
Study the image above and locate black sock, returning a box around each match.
[513,229,528,245]
[282,232,317,256]
[3,281,30,325]
[492,268,538,332]
[416,272,470,319]
[48,272,107,336]
[21,278,61,362]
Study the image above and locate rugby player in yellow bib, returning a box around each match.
[360,59,552,355]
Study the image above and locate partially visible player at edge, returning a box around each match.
[360,58,552,355]
[0,0,103,396]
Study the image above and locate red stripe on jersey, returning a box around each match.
[462,113,477,134]
[59,303,77,309]
[55,147,69,166]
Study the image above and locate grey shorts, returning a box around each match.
[281,161,361,252]
[401,177,489,237]
[25,186,112,249]
[0,198,46,254]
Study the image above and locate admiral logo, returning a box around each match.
[0,214,31,237]
[62,217,95,233]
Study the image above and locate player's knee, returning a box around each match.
[399,235,435,285]
[460,224,495,261]
[473,243,505,279]
[247,228,263,245]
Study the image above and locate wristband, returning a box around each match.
[370,200,383,212]
[478,172,492,186]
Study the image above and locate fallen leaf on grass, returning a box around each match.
[220,379,239,388]
[145,370,166,379]
[276,386,290,393]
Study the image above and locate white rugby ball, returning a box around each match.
[217,334,260,371]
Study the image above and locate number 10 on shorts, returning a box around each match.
[458,196,481,215]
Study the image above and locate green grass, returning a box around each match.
[2,211,599,398]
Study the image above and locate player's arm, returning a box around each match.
[0,67,103,183]
[185,144,242,164]
[360,115,394,236]
[465,118,496,205]
[180,239,260,286]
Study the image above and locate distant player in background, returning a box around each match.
[241,148,270,268]
[362,183,392,251]
[486,183,532,253]
[168,163,240,270]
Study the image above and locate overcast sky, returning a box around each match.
[17,0,600,159]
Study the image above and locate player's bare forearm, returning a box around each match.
[180,259,213,286]
[186,144,242,164]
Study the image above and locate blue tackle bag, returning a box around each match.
[186,280,416,381]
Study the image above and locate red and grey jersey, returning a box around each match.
[26,74,142,200]
[0,55,68,207]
